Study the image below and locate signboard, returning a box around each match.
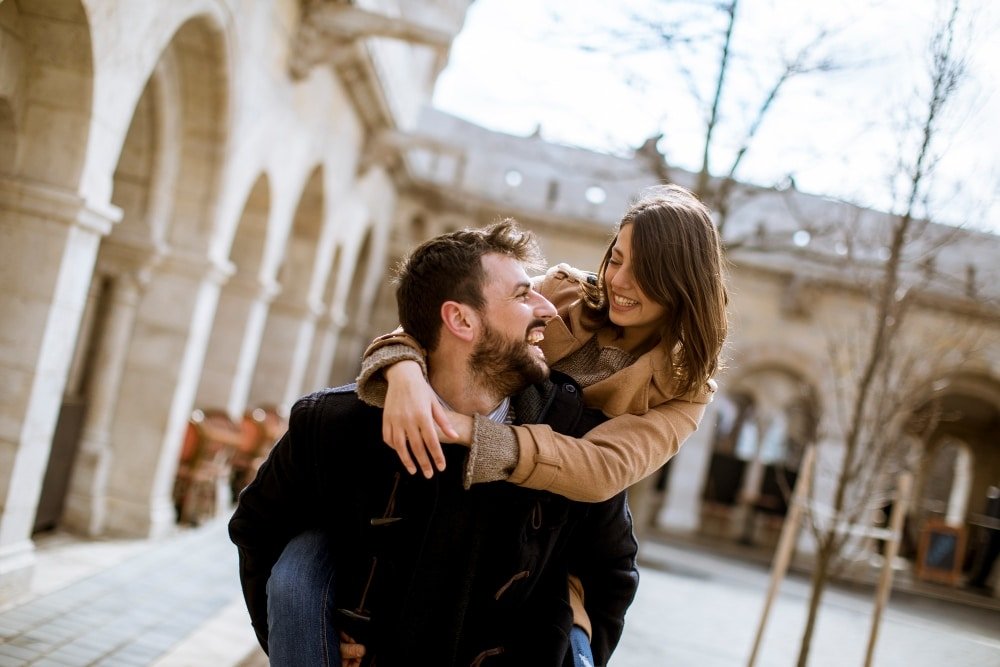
[915,521,966,586]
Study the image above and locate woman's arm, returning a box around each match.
[473,397,709,502]
[356,333,459,477]
[355,330,426,408]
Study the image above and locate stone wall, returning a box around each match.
[0,0,468,601]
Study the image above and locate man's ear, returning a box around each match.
[440,301,479,342]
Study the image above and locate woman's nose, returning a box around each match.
[610,266,632,289]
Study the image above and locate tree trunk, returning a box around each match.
[797,541,834,667]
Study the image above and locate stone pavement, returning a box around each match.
[0,518,256,667]
[1,514,998,666]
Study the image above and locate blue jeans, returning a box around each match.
[267,531,596,667]
[266,530,341,666]
[571,625,595,667]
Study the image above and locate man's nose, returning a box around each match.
[533,293,557,320]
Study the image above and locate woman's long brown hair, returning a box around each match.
[581,184,729,396]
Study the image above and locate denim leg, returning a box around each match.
[570,625,595,667]
[267,530,341,666]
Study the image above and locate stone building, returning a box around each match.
[2,0,998,605]
[0,0,471,599]
[373,108,1000,588]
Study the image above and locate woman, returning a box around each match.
[357,183,729,502]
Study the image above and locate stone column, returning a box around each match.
[196,275,280,418]
[281,298,324,408]
[250,297,323,412]
[306,308,348,391]
[0,178,120,599]
[658,414,717,534]
[225,279,282,418]
[101,248,233,538]
[61,237,164,536]
[329,318,370,389]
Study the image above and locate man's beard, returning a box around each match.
[468,320,550,399]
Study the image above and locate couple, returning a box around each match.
[229,184,729,666]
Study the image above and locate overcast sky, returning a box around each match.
[432,0,999,233]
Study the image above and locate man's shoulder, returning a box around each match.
[515,370,607,436]
[290,383,381,430]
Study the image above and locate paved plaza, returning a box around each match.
[0,515,997,666]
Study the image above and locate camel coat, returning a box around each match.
[363,263,715,504]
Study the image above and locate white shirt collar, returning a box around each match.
[434,392,512,424]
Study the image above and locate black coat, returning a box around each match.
[229,371,638,666]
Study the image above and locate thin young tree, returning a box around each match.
[793,3,981,664]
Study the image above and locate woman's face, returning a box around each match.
[604,224,667,338]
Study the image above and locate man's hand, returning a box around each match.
[339,632,366,667]
[383,360,459,477]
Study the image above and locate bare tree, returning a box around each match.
[791,3,986,664]
[551,0,847,232]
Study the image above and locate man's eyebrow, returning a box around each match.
[511,279,531,295]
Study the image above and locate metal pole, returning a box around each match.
[747,444,816,667]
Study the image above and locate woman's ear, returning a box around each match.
[440,301,479,342]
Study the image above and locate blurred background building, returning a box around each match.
[1,0,998,606]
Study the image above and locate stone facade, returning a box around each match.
[375,107,1000,586]
[0,0,470,600]
[3,0,997,605]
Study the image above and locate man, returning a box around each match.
[229,220,638,666]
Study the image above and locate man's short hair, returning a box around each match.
[395,218,544,352]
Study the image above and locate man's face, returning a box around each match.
[469,254,557,396]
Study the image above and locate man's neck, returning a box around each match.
[427,353,507,416]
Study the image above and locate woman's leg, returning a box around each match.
[570,624,595,667]
[267,530,341,666]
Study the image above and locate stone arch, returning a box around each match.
[718,363,820,462]
[2,0,94,187]
[724,341,828,415]
[159,15,231,250]
[700,362,820,545]
[910,373,1000,551]
[51,12,234,538]
[196,172,273,416]
[250,166,327,410]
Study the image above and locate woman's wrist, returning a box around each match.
[448,413,474,445]
[385,358,424,382]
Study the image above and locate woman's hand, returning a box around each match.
[339,632,365,667]
[383,360,459,477]
[440,409,473,447]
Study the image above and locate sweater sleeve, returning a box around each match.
[505,397,709,502]
[355,330,427,407]
[463,415,520,488]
